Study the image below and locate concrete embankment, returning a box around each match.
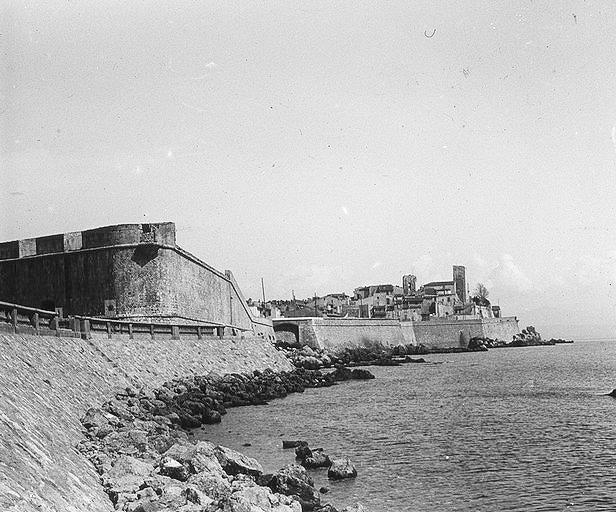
[0,332,292,511]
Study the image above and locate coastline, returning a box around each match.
[79,367,374,512]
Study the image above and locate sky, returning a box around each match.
[2,1,616,339]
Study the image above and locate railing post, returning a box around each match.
[217,326,225,338]
[128,322,133,340]
[80,318,91,340]
[197,325,202,340]
[106,321,112,339]
[32,312,39,334]
[11,308,17,333]
[171,325,180,340]
[150,323,154,340]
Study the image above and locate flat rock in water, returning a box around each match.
[341,504,367,512]
[301,448,330,469]
[328,457,357,480]
[283,440,305,449]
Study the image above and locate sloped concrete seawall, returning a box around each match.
[0,332,292,512]
[275,317,519,351]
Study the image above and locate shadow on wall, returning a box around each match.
[131,245,159,267]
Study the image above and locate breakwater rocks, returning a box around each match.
[281,343,429,370]
[285,441,357,480]
[79,369,373,512]
[468,326,574,351]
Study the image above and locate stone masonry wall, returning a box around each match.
[310,318,406,350]
[480,317,520,342]
[411,318,485,349]
[291,317,519,351]
[0,223,266,335]
[0,332,292,512]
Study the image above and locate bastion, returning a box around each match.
[0,222,272,338]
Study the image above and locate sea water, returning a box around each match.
[198,339,616,511]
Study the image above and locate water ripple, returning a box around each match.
[199,340,616,511]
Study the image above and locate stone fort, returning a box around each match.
[0,222,273,338]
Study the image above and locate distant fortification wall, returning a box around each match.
[311,318,406,350]
[411,318,485,349]
[276,316,519,351]
[0,331,291,512]
[480,317,520,342]
[0,223,270,336]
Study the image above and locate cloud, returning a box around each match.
[492,253,533,292]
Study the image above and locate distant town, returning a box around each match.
[248,265,501,322]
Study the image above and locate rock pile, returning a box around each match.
[469,326,574,350]
[282,346,342,370]
[78,368,370,512]
[288,442,357,481]
[280,343,429,369]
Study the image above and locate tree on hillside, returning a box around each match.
[472,283,490,306]
[475,283,489,300]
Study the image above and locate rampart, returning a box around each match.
[0,315,292,511]
[0,223,273,337]
[273,316,519,351]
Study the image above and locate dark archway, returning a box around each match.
[273,322,300,345]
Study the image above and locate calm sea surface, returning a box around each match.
[198,339,616,511]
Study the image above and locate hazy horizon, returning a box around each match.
[3,1,616,340]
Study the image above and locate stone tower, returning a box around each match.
[453,265,466,303]
[402,274,417,296]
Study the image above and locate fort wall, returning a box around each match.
[0,223,271,336]
[0,331,291,512]
[274,316,519,351]
[311,318,406,350]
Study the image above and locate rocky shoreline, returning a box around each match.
[78,367,373,512]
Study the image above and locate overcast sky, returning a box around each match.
[2,1,616,339]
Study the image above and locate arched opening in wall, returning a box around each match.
[273,323,300,347]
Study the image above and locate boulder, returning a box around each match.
[268,464,320,511]
[214,445,263,477]
[294,443,312,461]
[607,389,616,397]
[159,456,190,481]
[327,458,357,480]
[188,441,225,475]
[283,440,305,449]
[225,484,302,512]
[302,357,321,370]
[186,471,232,500]
[202,409,222,424]
[327,367,353,382]
[350,369,374,380]
[107,455,155,480]
[301,449,330,469]
[316,505,338,512]
[341,504,366,512]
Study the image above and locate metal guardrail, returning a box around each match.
[0,301,247,340]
